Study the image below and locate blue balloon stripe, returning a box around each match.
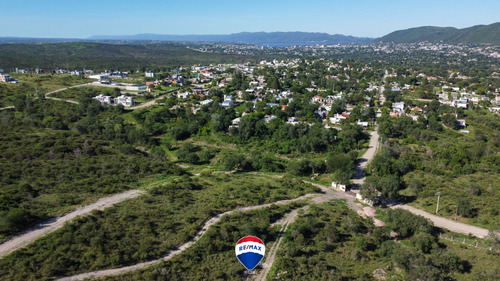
[237,252,264,270]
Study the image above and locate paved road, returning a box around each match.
[0,190,145,259]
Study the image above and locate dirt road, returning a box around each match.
[352,127,379,188]
[0,189,145,259]
[251,206,307,281]
[56,194,319,281]
[57,128,381,281]
[391,205,492,238]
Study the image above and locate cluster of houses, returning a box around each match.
[93,94,134,107]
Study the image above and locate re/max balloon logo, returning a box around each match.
[235,236,266,271]
[237,244,263,252]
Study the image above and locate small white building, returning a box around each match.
[114,95,134,106]
[332,182,347,192]
[145,71,155,78]
[356,193,375,206]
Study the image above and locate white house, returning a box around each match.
[393,102,405,113]
[114,95,134,106]
[125,85,147,91]
[0,73,11,82]
[200,99,214,106]
[311,95,324,103]
[177,92,192,99]
[145,71,155,78]
[89,74,109,80]
[222,95,234,108]
[357,120,369,128]
[329,113,346,125]
[232,117,241,126]
[222,99,234,108]
[93,94,113,104]
[287,117,299,125]
[455,99,468,109]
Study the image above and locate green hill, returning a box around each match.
[377,22,500,44]
[0,42,255,70]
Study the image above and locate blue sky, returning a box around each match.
[1,0,499,38]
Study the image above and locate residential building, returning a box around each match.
[177,92,192,99]
[222,99,234,108]
[392,102,405,113]
[114,95,134,106]
[0,73,11,82]
[200,99,214,106]
[93,94,113,104]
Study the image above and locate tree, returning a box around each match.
[457,197,476,218]
[220,152,245,171]
[326,152,355,175]
[442,113,457,129]
[329,98,346,115]
[176,143,199,164]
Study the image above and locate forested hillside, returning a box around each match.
[0,42,255,70]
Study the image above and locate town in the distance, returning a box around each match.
[0,27,499,281]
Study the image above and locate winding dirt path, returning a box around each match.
[56,194,319,281]
[251,206,307,281]
[0,190,145,259]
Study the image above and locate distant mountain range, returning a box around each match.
[88,32,373,46]
[376,22,500,44]
[1,22,500,46]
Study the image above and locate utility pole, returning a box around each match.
[436,192,441,214]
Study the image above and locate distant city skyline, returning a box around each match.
[1,0,499,38]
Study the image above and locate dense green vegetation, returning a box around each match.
[95,203,304,281]
[0,175,316,280]
[377,22,500,44]
[1,39,499,281]
[0,42,258,70]
[443,239,500,280]
[270,203,470,280]
[0,94,183,240]
[362,103,500,229]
